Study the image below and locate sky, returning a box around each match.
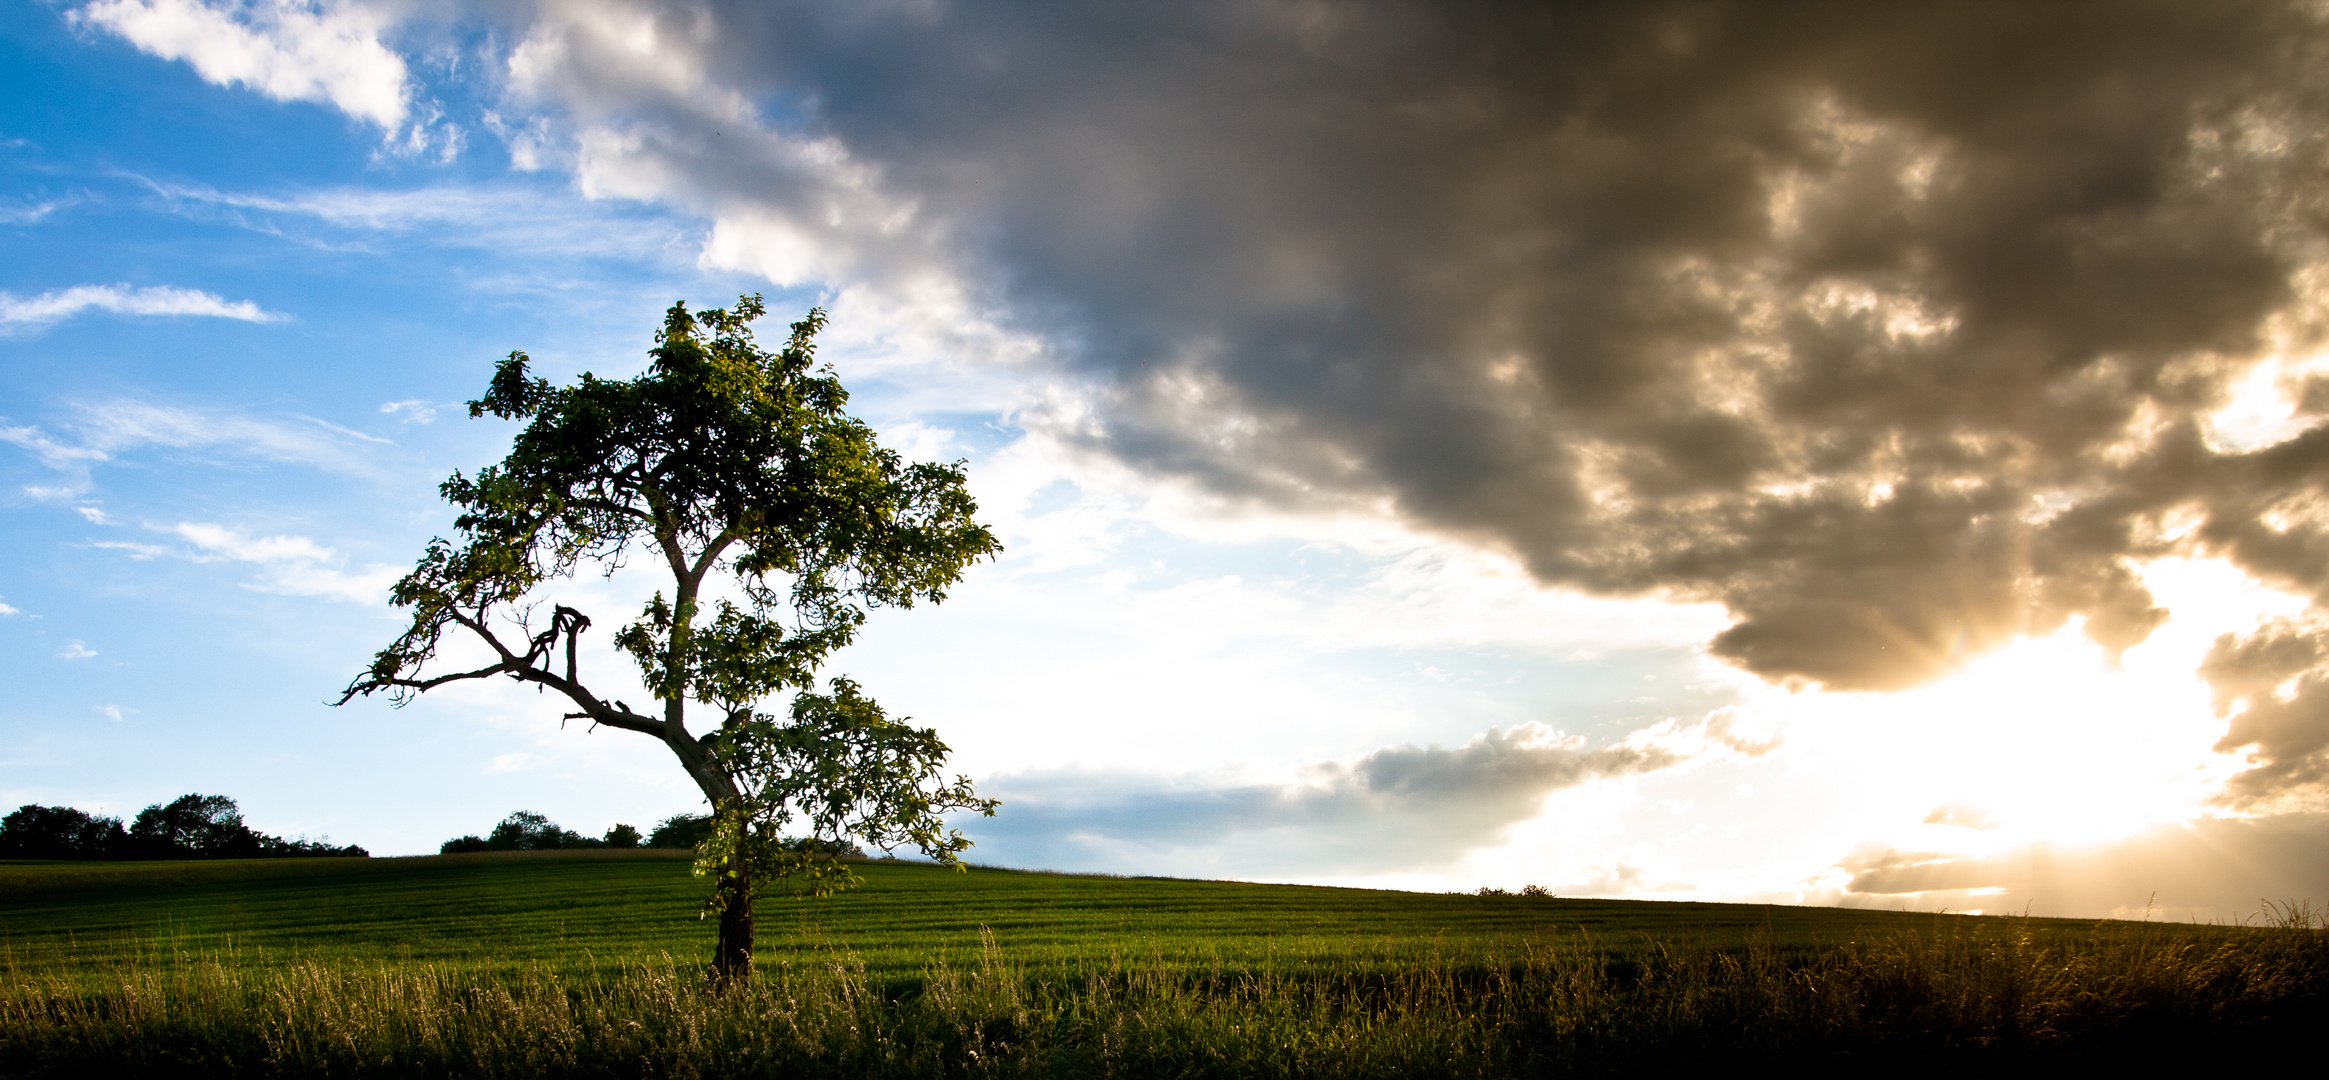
[5,0,2329,920]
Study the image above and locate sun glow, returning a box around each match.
[1777,557,2302,855]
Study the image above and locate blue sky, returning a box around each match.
[7,0,2329,919]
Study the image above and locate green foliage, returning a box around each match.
[339,296,1003,949]
[647,814,714,850]
[604,823,642,849]
[697,678,995,907]
[345,296,1000,719]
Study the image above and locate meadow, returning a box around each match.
[1,852,2322,1076]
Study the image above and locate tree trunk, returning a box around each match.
[713,859,754,981]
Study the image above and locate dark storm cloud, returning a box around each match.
[967,725,1677,875]
[502,2,2329,793]
[2199,621,2329,807]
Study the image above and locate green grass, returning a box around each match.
[1,852,2322,1076]
[2,851,2094,975]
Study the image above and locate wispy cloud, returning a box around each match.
[0,597,19,617]
[170,522,401,603]
[90,539,172,560]
[0,284,283,333]
[87,523,399,602]
[56,640,96,660]
[0,196,75,224]
[69,0,409,129]
[377,399,437,424]
[2,398,380,493]
[135,178,699,262]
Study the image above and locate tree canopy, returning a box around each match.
[340,296,1000,976]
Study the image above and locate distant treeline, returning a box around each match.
[0,795,367,860]
[438,811,712,854]
[438,812,868,858]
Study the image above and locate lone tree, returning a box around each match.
[340,296,999,977]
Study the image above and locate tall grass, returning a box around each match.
[3,906,2321,1077]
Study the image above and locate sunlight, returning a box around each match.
[1811,556,2304,854]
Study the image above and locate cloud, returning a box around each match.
[377,399,437,423]
[86,522,398,602]
[1835,813,2329,920]
[133,178,710,266]
[465,0,2329,711]
[70,0,409,128]
[0,197,75,224]
[0,597,18,617]
[1,398,380,492]
[170,522,401,603]
[56,640,96,660]
[0,284,283,332]
[2197,619,2329,809]
[90,540,172,560]
[970,721,1700,876]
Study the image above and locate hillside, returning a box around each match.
[2,850,2113,976]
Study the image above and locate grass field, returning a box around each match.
[0,851,2062,974]
[2,852,2323,1076]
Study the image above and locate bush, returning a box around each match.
[603,824,642,849]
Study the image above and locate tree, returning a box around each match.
[0,805,126,858]
[438,811,645,853]
[131,794,262,858]
[340,296,1000,977]
[0,796,366,860]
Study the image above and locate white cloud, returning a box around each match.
[57,640,97,660]
[136,178,704,263]
[71,0,409,128]
[0,597,18,616]
[75,505,115,525]
[170,522,402,603]
[96,704,133,722]
[90,540,172,560]
[0,284,283,332]
[0,197,74,224]
[1,398,380,493]
[378,399,437,423]
[486,753,539,774]
[85,521,401,604]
